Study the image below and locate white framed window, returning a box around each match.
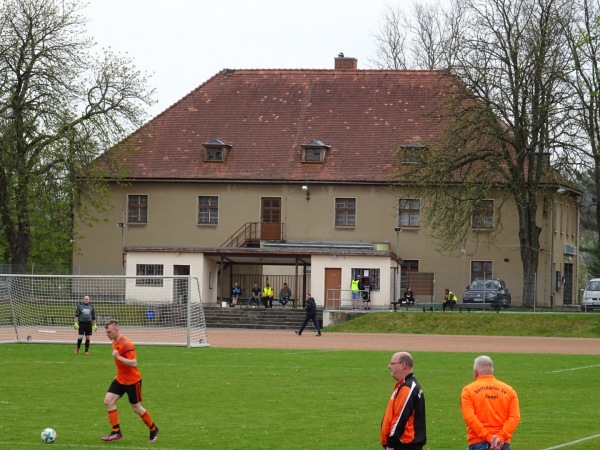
[301,139,329,162]
[128,194,148,223]
[351,268,380,290]
[400,141,426,164]
[398,199,420,228]
[470,261,492,282]
[136,264,164,287]
[472,200,494,229]
[335,198,356,226]
[203,139,231,162]
[198,196,218,224]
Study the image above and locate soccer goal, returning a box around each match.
[0,274,209,347]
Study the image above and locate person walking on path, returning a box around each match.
[74,295,97,355]
[295,293,321,336]
[380,351,427,450]
[461,355,520,450]
[101,319,159,443]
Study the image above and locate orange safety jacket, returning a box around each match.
[460,374,520,445]
[380,373,427,448]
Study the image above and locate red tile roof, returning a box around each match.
[110,68,453,183]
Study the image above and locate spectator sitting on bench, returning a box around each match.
[443,288,458,311]
[402,286,415,304]
[230,282,242,307]
[279,282,292,308]
[262,283,274,308]
[248,283,261,307]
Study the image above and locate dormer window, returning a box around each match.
[203,139,231,162]
[301,139,330,163]
[401,141,427,164]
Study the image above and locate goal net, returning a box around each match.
[0,275,209,347]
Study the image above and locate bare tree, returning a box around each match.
[371,1,458,70]
[409,1,454,69]
[398,0,576,306]
[0,0,155,266]
[371,4,409,69]
[565,0,600,239]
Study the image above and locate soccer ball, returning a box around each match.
[41,428,56,444]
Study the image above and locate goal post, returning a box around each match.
[0,274,210,347]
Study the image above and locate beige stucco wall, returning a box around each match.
[74,182,579,307]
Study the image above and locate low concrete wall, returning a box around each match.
[323,310,366,327]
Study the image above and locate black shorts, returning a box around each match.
[107,379,143,404]
[78,321,93,336]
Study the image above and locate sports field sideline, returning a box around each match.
[206,328,600,354]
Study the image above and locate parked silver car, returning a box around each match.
[581,278,600,312]
[462,278,511,308]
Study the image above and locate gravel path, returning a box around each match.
[206,328,600,354]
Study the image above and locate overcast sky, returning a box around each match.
[84,0,404,119]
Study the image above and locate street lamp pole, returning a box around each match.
[395,226,401,302]
[117,210,126,275]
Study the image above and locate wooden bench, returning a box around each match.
[421,303,446,312]
[457,303,500,313]
[390,301,406,311]
[390,301,420,311]
[273,298,298,308]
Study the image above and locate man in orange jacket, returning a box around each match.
[380,352,426,450]
[461,355,520,450]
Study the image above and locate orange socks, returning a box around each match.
[141,411,156,430]
[108,409,120,432]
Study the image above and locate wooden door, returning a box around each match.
[325,268,342,309]
[261,197,281,240]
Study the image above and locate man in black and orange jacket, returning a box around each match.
[380,352,427,450]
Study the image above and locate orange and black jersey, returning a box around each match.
[112,335,141,385]
[380,373,427,449]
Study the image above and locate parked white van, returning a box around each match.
[581,278,600,312]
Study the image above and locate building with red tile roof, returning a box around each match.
[74,55,579,309]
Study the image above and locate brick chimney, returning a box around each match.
[334,52,358,70]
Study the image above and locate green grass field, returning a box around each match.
[0,342,599,449]
[327,311,600,337]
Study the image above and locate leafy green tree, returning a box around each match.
[0,0,154,267]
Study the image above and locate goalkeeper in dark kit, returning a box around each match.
[74,295,97,355]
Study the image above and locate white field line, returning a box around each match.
[541,433,600,449]
[547,363,600,373]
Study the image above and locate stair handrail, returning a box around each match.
[221,222,261,247]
